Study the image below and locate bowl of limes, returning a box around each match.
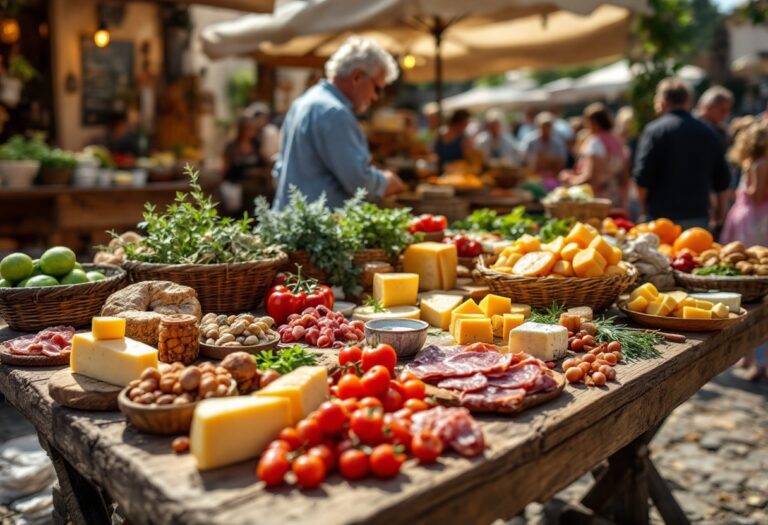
[0,246,127,332]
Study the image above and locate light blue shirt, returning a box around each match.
[272,80,387,210]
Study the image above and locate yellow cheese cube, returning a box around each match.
[419,293,463,330]
[403,242,457,290]
[449,312,486,336]
[373,273,419,307]
[608,246,623,266]
[646,301,671,317]
[552,260,574,276]
[673,297,697,311]
[573,248,607,278]
[566,222,599,248]
[630,283,659,303]
[683,306,713,320]
[70,333,158,387]
[711,302,730,319]
[542,236,565,256]
[588,236,614,265]
[626,295,649,313]
[510,303,532,318]
[254,366,328,424]
[604,264,628,276]
[454,318,494,344]
[190,396,291,471]
[516,234,541,254]
[672,307,686,318]
[92,316,126,340]
[695,299,715,310]
[491,313,525,342]
[493,252,522,269]
[668,290,688,304]
[560,242,581,262]
[479,294,512,318]
[453,299,483,315]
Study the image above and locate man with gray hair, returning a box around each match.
[696,85,734,147]
[272,36,404,209]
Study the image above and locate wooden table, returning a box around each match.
[1,303,767,525]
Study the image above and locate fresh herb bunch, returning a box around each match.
[593,316,663,362]
[364,296,386,313]
[254,345,317,374]
[254,186,361,296]
[338,189,416,257]
[41,148,77,169]
[117,165,277,264]
[0,135,48,161]
[529,303,565,325]
[451,206,572,242]
[693,264,741,277]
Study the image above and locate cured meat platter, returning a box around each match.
[0,326,75,366]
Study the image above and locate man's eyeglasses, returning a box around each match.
[361,72,385,97]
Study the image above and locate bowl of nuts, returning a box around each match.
[199,312,280,359]
[118,362,237,435]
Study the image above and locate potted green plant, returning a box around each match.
[0,135,46,188]
[38,148,77,185]
[1,55,38,107]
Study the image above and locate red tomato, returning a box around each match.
[398,370,419,383]
[369,444,406,479]
[361,365,391,398]
[389,379,405,397]
[296,419,323,447]
[434,215,448,230]
[316,401,347,435]
[385,418,412,447]
[350,407,384,445]
[278,427,302,450]
[361,344,398,373]
[335,438,355,457]
[338,449,370,480]
[337,374,365,399]
[339,346,362,367]
[308,444,336,473]
[292,454,326,489]
[404,398,429,412]
[358,396,383,410]
[381,388,404,413]
[266,439,291,452]
[340,398,359,415]
[257,448,290,487]
[411,430,443,464]
[402,379,426,400]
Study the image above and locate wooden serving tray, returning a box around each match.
[48,368,121,411]
[199,334,279,359]
[618,304,747,332]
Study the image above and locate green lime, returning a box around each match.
[73,262,83,271]
[31,259,43,276]
[16,277,30,287]
[86,271,106,282]
[60,269,90,285]
[24,275,59,287]
[0,278,12,288]
[0,253,34,283]
[40,247,76,278]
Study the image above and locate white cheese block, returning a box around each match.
[688,292,742,313]
[419,293,463,330]
[254,366,328,424]
[191,396,291,470]
[508,322,568,361]
[70,333,158,386]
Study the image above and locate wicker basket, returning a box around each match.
[285,251,329,282]
[123,252,287,314]
[0,264,126,332]
[544,199,612,221]
[673,270,768,302]
[473,260,638,311]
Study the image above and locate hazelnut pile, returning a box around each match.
[219,351,282,394]
[200,313,278,347]
[127,362,234,406]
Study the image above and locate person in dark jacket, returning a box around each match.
[633,78,731,230]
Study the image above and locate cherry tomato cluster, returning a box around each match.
[266,268,334,325]
[257,344,445,489]
[446,235,483,258]
[562,342,622,386]
[277,305,364,348]
[670,252,700,273]
[408,214,447,234]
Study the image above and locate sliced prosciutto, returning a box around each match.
[460,386,527,413]
[442,351,513,376]
[3,326,75,356]
[486,364,541,390]
[411,407,485,457]
[437,373,488,393]
[406,346,460,380]
[527,373,558,394]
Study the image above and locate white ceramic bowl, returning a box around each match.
[364,318,429,358]
[0,160,40,188]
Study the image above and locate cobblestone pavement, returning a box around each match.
[2,370,767,525]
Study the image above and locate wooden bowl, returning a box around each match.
[618,303,747,332]
[364,318,428,358]
[118,379,237,435]
[199,334,279,360]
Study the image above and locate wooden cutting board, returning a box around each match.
[48,368,122,411]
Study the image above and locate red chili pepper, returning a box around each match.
[266,266,334,325]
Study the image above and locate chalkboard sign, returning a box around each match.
[81,37,134,125]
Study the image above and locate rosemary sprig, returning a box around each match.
[529,302,565,325]
[364,296,386,313]
[592,316,663,362]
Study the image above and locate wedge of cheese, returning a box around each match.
[70,333,158,386]
[453,299,483,315]
[92,317,126,340]
[454,318,493,344]
[254,366,328,424]
[403,242,457,290]
[191,396,290,471]
[373,273,419,308]
[479,294,512,318]
[419,293,463,330]
[508,322,568,361]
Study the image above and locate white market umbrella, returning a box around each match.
[441,84,548,112]
[201,0,650,113]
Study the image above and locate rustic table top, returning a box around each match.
[1,303,767,525]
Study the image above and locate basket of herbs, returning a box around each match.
[115,166,286,313]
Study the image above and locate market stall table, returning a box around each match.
[1,302,767,525]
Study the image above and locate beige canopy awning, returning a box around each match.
[201,0,649,82]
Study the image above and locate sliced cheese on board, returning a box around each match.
[373,273,419,307]
[92,317,126,340]
[70,333,158,386]
[351,305,421,322]
[688,292,741,313]
[508,322,568,361]
[403,242,457,290]
[254,366,328,424]
[191,396,290,471]
[419,293,463,330]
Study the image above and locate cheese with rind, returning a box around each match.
[254,366,328,424]
[351,305,420,322]
[403,242,457,290]
[508,322,568,360]
[689,292,741,313]
[373,273,419,307]
[70,333,158,386]
[190,396,290,471]
[419,293,463,330]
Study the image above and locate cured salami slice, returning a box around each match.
[443,351,513,376]
[411,407,485,457]
[486,364,541,390]
[527,373,558,394]
[460,386,526,413]
[4,326,75,356]
[406,346,460,380]
[436,373,488,392]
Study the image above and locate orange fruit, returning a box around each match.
[512,251,557,277]
[657,243,674,257]
[650,218,681,245]
[673,227,713,255]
